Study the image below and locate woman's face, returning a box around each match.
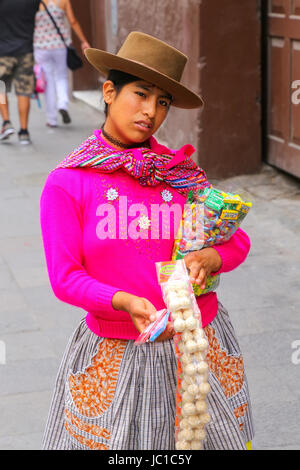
[103,80,172,146]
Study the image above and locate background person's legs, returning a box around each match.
[0,96,15,140]
[0,95,10,122]
[14,52,35,143]
[17,95,30,130]
[0,56,16,140]
[0,78,6,105]
[53,48,71,124]
[34,48,58,126]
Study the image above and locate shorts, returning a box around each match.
[0,52,35,96]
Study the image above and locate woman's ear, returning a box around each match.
[102,80,116,106]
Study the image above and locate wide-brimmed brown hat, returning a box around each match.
[84,31,204,109]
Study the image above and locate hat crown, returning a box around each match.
[84,31,204,108]
[117,32,187,83]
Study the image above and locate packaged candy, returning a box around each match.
[156,259,211,450]
[134,309,170,345]
[172,185,252,296]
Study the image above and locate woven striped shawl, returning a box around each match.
[55,131,210,196]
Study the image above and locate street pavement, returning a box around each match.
[0,93,300,450]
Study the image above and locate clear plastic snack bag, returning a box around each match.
[156,259,211,450]
[134,308,170,345]
[172,185,252,296]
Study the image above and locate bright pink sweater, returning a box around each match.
[40,131,251,340]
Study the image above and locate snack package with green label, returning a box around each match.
[172,185,252,296]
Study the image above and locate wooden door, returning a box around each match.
[267,0,300,178]
[71,0,106,91]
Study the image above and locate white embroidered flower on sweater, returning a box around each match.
[161,189,173,202]
[138,215,151,230]
[106,188,119,201]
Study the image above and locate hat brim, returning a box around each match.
[84,48,204,109]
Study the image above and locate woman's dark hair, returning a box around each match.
[103,69,140,116]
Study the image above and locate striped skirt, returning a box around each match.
[42,301,254,450]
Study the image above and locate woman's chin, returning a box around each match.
[129,130,152,144]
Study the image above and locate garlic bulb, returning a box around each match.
[196,337,209,351]
[199,382,210,395]
[194,427,206,441]
[179,418,190,430]
[191,440,203,450]
[182,402,197,416]
[184,363,197,376]
[187,415,201,427]
[197,361,209,374]
[200,412,211,425]
[181,353,192,366]
[196,399,207,413]
[182,391,194,403]
[172,311,184,321]
[178,429,194,442]
[161,261,211,450]
[181,330,194,342]
[173,318,186,332]
[176,440,191,450]
[185,339,198,354]
[182,309,194,319]
[185,316,199,331]
[187,383,199,396]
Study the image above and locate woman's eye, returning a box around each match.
[159,100,170,108]
[136,91,146,98]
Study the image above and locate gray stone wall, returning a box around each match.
[105,0,202,152]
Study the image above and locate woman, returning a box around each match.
[34,0,90,127]
[40,32,254,450]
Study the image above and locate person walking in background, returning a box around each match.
[34,0,90,128]
[0,0,41,145]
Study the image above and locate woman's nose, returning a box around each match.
[143,97,156,118]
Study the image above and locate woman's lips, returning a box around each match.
[134,121,153,132]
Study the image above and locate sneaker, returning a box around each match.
[18,129,31,145]
[59,108,71,124]
[0,121,15,140]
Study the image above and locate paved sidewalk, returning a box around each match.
[0,93,300,450]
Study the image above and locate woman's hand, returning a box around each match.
[184,247,222,290]
[65,0,91,50]
[112,291,175,342]
[81,41,91,52]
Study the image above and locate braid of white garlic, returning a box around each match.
[163,275,211,450]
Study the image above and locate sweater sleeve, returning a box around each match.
[210,227,251,275]
[40,183,121,316]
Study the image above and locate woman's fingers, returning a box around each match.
[132,298,157,332]
[184,253,209,289]
[188,263,200,283]
[188,261,208,286]
[149,313,157,322]
[155,322,175,342]
[194,267,207,289]
[143,299,157,324]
